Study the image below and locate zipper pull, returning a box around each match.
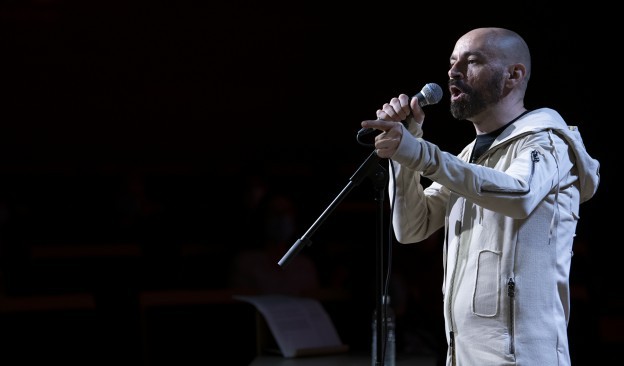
[531,150,540,162]
[507,278,515,297]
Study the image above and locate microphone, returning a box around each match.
[357,82,443,138]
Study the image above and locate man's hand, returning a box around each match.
[376,94,412,121]
[359,119,403,158]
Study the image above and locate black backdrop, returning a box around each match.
[0,1,617,365]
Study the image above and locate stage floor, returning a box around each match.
[250,351,437,365]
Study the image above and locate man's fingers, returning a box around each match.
[361,119,395,131]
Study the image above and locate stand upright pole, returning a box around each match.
[277,150,391,366]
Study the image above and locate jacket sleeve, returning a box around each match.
[390,124,575,220]
[387,118,449,244]
[388,159,449,244]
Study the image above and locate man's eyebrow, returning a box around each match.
[451,50,487,63]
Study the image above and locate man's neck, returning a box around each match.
[471,105,527,135]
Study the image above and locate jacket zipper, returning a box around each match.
[450,330,456,366]
[478,148,540,194]
[447,219,461,366]
[507,277,516,355]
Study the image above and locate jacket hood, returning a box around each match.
[497,108,600,203]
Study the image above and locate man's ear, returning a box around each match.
[508,63,527,83]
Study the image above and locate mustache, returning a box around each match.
[448,79,472,94]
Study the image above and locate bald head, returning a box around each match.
[458,27,531,85]
[448,27,532,125]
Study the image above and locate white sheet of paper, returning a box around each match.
[234,294,346,358]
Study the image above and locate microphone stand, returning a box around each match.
[277,149,390,366]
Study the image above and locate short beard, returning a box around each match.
[449,74,504,120]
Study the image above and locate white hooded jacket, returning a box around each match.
[388,108,600,366]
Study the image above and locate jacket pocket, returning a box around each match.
[472,249,501,317]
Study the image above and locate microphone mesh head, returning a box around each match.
[421,83,443,106]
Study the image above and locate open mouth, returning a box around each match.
[449,85,464,101]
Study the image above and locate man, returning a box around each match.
[361,27,600,365]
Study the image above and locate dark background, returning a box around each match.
[0,1,618,365]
